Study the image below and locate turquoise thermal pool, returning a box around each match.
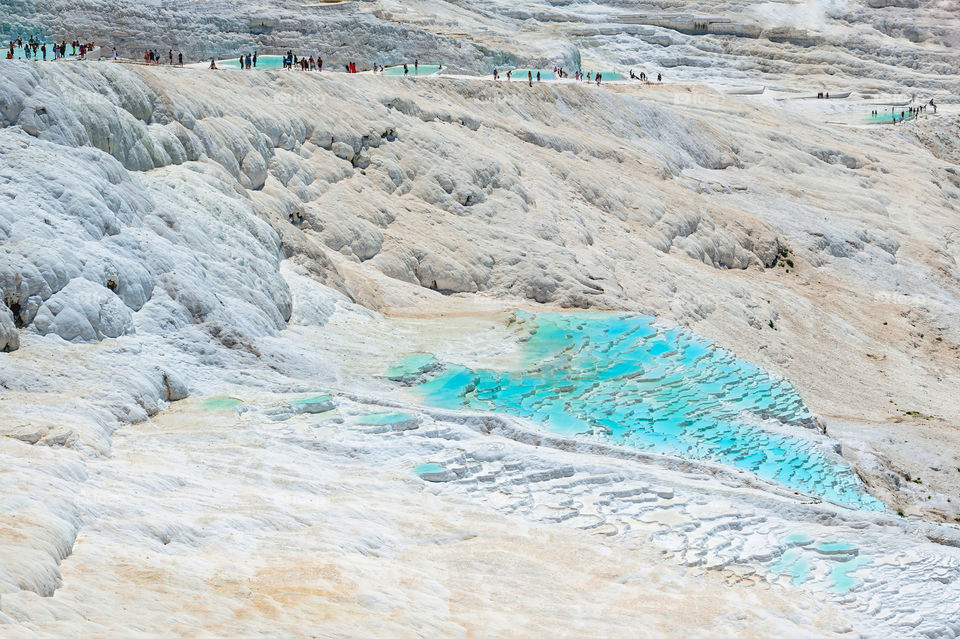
[509,69,556,80]
[868,111,916,124]
[387,353,439,382]
[507,69,626,81]
[404,312,883,510]
[202,396,243,410]
[353,412,416,426]
[220,55,286,69]
[594,71,627,81]
[383,64,443,76]
[414,462,446,476]
[770,534,871,592]
[7,45,80,60]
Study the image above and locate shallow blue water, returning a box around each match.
[509,69,556,81]
[6,45,78,61]
[770,548,812,585]
[587,71,627,82]
[383,64,443,76]
[414,462,446,476]
[771,533,869,592]
[220,55,286,69]
[830,555,871,592]
[354,412,415,425]
[407,312,883,510]
[387,353,439,382]
[868,111,916,124]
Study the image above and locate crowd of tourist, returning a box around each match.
[870,100,936,124]
[6,36,94,60]
[3,31,661,89]
[143,49,185,66]
[0,32,944,126]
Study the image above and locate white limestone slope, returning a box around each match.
[0,22,959,636]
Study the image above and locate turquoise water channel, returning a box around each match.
[405,312,883,510]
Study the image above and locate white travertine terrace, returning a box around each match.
[2,1,960,635]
